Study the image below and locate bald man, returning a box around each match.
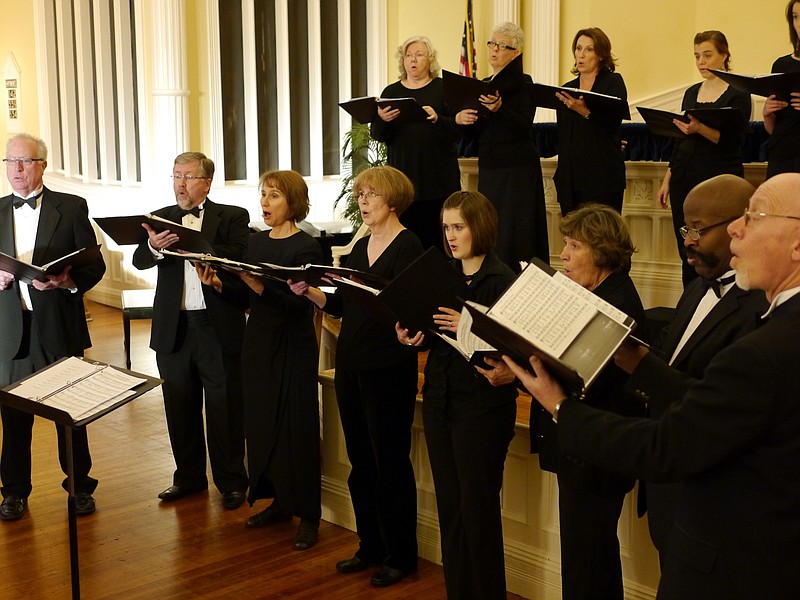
[616,175,769,564]
[508,173,800,599]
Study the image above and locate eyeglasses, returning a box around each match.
[356,190,383,200]
[742,209,800,226]
[171,174,209,181]
[404,52,428,60]
[4,158,45,166]
[679,216,738,241]
[486,41,516,52]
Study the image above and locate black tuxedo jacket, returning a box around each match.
[0,188,106,361]
[627,278,769,418]
[557,293,800,599]
[132,199,249,354]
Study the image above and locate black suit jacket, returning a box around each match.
[132,199,249,354]
[0,188,106,361]
[557,293,800,599]
[627,278,769,417]
[626,277,769,543]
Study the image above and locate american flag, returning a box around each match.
[459,0,477,78]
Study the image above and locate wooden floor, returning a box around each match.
[0,301,524,599]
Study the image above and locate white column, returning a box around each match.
[337,0,352,177]
[366,0,387,93]
[307,0,323,180]
[528,0,560,122]
[149,0,189,180]
[241,0,259,183]
[493,0,520,26]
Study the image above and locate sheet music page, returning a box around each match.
[489,266,596,357]
[41,368,147,420]
[552,271,630,322]
[456,307,496,355]
[9,358,147,421]
[11,357,101,401]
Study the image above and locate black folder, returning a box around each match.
[443,53,525,115]
[0,245,102,285]
[463,258,636,395]
[710,69,800,102]
[527,82,631,119]
[339,96,430,125]
[334,247,463,335]
[637,105,750,139]
[94,215,214,254]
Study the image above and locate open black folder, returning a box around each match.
[333,247,463,335]
[464,259,636,395]
[443,53,525,115]
[709,69,800,101]
[637,105,750,139]
[0,245,102,285]
[527,82,631,119]
[339,96,430,125]
[94,215,214,254]
[158,249,389,289]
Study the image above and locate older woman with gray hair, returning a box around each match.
[481,203,648,599]
[371,35,461,249]
[456,22,549,271]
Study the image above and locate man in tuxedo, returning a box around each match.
[615,174,768,564]
[0,133,106,521]
[507,172,800,599]
[133,152,248,509]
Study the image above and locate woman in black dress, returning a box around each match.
[397,191,517,600]
[456,22,549,271]
[200,170,323,551]
[657,31,751,287]
[291,166,423,588]
[554,28,627,215]
[371,35,461,249]
[763,1,800,177]
[481,204,648,600]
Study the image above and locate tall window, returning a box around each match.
[218,0,375,180]
[40,0,141,183]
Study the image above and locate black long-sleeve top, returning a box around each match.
[462,74,539,169]
[554,70,628,197]
[422,252,518,421]
[669,82,752,182]
[325,229,424,371]
[766,54,800,165]
[370,78,461,202]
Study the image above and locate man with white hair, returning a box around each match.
[507,173,800,598]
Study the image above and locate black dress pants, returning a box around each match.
[423,400,516,600]
[334,362,419,572]
[0,311,96,498]
[155,310,247,493]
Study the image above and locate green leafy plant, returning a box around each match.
[335,123,387,229]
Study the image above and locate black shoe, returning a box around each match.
[370,565,416,587]
[244,503,292,529]
[74,493,96,516]
[221,490,246,510]
[335,556,375,574]
[158,484,206,502]
[292,518,319,551]
[0,496,26,521]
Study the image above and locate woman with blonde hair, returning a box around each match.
[371,35,461,249]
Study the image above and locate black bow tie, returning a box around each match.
[179,205,203,218]
[12,191,42,210]
[705,274,736,298]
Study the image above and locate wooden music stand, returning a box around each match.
[0,358,162,600]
